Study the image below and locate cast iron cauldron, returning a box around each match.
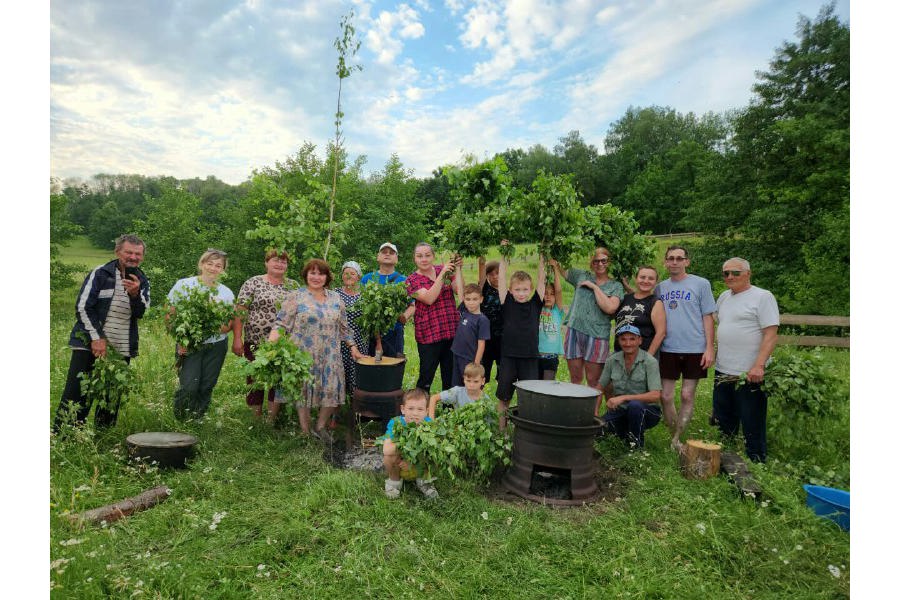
[355,356,406,393]
[513,380,600,427]
[126,432,198,469]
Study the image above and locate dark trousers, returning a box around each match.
[174,339,228,420]
[54,349,129,431]
[480,335,502,383]
[368,325,405,358]
[712,371,768,462]
[601,402,662,448]
[244,345,276,407]
[416,339,453,393]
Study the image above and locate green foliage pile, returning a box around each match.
[761,348,848,462]
[355,281,409,338]
[76,345,133,412]
[165,285,237,353]
[385,400,511,483]
[238,333,314,403]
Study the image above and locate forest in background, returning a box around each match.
[49,5,848,316]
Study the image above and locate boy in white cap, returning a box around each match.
[360,242,414,357]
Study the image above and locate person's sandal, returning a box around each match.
[312,427,334,444]
[415,478,439,500]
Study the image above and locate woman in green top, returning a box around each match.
[550,247,624,390]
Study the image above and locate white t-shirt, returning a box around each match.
[714,285,780,376]
[167,277,235,344]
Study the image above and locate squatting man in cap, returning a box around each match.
[596,324,663,448]
[360,242,414,358]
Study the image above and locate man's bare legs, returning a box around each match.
[661,378,699,450]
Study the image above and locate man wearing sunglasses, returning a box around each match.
[711,258,779,463]
[656,245,716,450]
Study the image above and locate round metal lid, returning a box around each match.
[126,432,198,448]
[513,380,599,398]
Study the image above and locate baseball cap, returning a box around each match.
[615,324,642,337]
[379,242,398,253]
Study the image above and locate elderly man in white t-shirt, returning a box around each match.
[712,257,779,462]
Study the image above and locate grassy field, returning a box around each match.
[49,239,850,598]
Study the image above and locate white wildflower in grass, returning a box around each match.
[695,523,707,535]
[257,564,266,571]
[334,565,342,572]
[760,500,770,508]
[783,559,789,565]
[795,544,803,551]
[59,538,84,546]
[74,484,91,492]
[480,511,489,520]
[506,516,513,526]
[50,558,71,571]
[203,467,213,474]
[828,565,841,578]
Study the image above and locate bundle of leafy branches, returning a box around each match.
[165,285,238,353]
[356,281,410,341]
[77,345,133,412]
[513,171,586,267]
[583,203,657,278]
[384,400,511,483]
[441,157,519,259]
[239,333,314,403]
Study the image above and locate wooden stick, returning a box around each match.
[65,485,171,525]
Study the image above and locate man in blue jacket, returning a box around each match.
[53,234,150,431]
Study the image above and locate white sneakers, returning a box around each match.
[384,477,439,500]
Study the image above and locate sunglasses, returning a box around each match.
[666,256,687,262]
[207,248,228,256]
[722,270,744,278]
[591,258,609,265]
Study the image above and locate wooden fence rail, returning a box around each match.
[776,314,849,348]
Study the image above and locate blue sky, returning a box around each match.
[50,0,850,185]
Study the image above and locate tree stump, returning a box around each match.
[680,440,722,479]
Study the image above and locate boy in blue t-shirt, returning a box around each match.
[450,283,491,387]
[428,362,491,418]
[381,388,438,500]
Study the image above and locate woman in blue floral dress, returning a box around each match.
[268,259,363,439]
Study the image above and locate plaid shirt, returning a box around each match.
[407,265,460,344]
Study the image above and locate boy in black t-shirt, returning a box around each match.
[496,250,543,429]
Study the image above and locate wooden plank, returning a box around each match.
[777,335,850,348]
[779,314,850,327]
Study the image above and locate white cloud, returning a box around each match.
[366,4,426,65]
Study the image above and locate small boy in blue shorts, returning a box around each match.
[450,283,491,387]
[428,362,491,418]
[381,388,439,500]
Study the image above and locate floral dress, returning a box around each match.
[336,287,365,394]
[273,288,353,408]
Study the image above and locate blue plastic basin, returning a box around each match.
[803,484,849,531]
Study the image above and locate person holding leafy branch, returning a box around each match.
[268,258,364,441]
[53,234,150,431]
[537,256,566,380]
[360,242,413,358]
[406,242,463,392]
[477,257,503,384]
[550,246,623,390]
[232,250,299,418]
[167,249,234,420]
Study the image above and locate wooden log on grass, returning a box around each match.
[679,440,721,480]
[65,485,171,525]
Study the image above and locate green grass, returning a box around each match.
[57,235,115,267]
[50,240,850,599]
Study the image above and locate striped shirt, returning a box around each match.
[104,270,133,357]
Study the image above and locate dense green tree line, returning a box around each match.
[50,4,847,315]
